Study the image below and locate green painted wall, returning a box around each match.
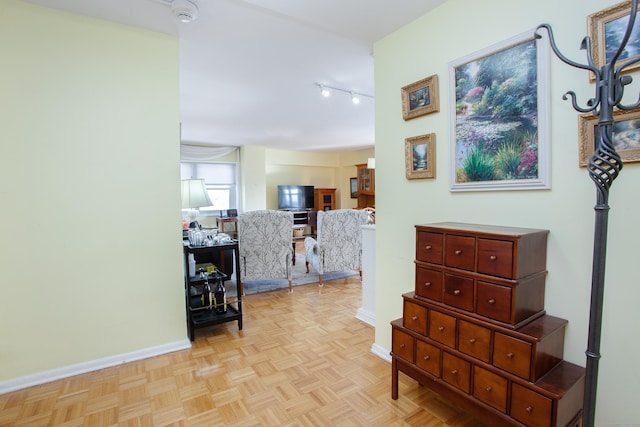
[0,0,185,382]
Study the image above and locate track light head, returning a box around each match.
[314,82,372,104]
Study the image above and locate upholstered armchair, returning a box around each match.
[304,209,369,287]
[238,210,294,292]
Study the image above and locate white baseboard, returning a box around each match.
[371,342,391,363]
[0,339,192,395]
[355,308,375,326]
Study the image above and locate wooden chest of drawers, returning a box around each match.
[415,222,549,328]
[392,223,585,427]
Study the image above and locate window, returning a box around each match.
[181,162,236,215]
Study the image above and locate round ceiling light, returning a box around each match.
[171,0,199,23]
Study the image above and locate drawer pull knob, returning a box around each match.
[453,289,461,295]
[438,326,445,331]
[488,298,496,305]
[424,282,431,287]
[507,352,514,359]
[400,344,405,348]
[490,255,497,260]
[425,245,432,250]
[451,369,458,375]
[526,406,533,413]
[412,316,418,321]
[423,355,430,360]
[485,386,492,392]
[455,250,462,255]
[469,338,476,344]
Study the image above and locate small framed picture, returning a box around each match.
[401,74,439,121]
[578,108,640,166]
[405,133,436,179]
[350,177,358,198]
[588,1,640,81]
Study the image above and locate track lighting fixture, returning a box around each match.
[315,83,373,104]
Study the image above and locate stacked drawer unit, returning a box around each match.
[391,222,585,427]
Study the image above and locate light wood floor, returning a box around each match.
[0,276,486,426]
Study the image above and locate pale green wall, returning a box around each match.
[0,0,185,381]
[241,145,267,211]
[374,0,640,423]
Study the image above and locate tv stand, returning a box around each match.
[280,210,313,266]
[291,211,309,226]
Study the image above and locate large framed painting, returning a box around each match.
[449,30,550,191]
[588,0,640,81]
[578,108,640,166]
[405,133,436,179]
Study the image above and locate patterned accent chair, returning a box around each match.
[304,209,369,287]
[238,210,294,292]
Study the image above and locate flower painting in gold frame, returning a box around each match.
[588,0,640,81]
[401,75,439,120]
[578,108,640,166]
[405,134,436,179]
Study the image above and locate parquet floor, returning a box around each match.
[0,276,486,426]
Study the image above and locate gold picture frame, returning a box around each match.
[588,0,640,81]
[405,134,436,179]
[578,108,640,166]
[401,74,439,120]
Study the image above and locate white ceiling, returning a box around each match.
[20,0,446,151]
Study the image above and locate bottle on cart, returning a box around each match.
[202,279,213,310]
[188,253,196,277]
[213,277,227,314]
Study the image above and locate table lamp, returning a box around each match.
[181,178,213,229]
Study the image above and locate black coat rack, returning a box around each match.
[535,1,640,426]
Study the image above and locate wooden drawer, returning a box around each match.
[511,383,553,427]
[416,231,443,264]
[442,352,471,393]
[392,329,414,363]
[444,234,475,271]
[443,273,474,311]
[429,310,457,348]
[416,340,441,377]
[493,333,531,380]
[403,300,428,336]
[458,320,491,363]
[477,238,514,279]
[415,265,443,301]
[473,366,508,413]
[417,223,549,280]
[476,281,512,323]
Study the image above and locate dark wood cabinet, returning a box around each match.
[355,163,375,208]
[392,222,585,427]
[313,188,335,211]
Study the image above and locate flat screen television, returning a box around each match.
[277,185,314,210]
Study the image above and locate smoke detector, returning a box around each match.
[171,0,199,23]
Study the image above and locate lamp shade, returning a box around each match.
[367,158,375,169]
[181,179,213,209]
